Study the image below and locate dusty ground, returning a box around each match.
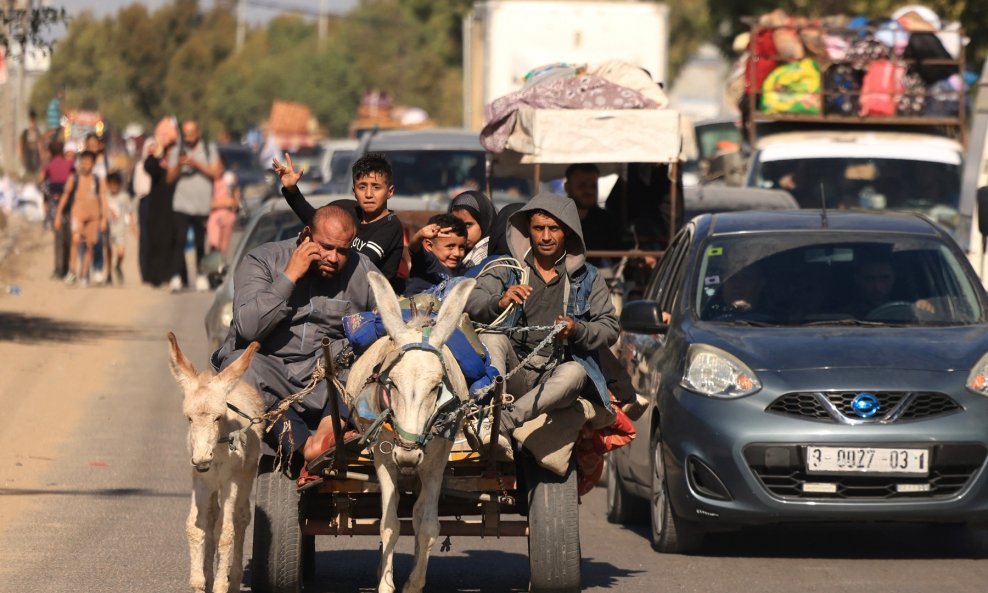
[0,222,184,533]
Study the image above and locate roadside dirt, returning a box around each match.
[0,223,171,532]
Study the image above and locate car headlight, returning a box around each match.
[220,302,234,329]
[681,344,761,398]
[966,352,988,395]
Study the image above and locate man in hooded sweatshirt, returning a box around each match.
[466,192,619,454]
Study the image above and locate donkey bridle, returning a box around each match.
[376,327,455,451]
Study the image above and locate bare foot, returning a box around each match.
[302,415,344,462]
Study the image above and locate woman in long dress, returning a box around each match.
[142,142,178,287]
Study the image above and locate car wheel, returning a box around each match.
[650,428,704,554]
[606,455,646,524]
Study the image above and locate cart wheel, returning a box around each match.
[650,429,704,554]
[524,454,581,593]
[605,456,646,524]
[252,461,303,593]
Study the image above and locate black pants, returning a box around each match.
[53,215,71,278]
[171,212,207,286]
[137,197,150,282]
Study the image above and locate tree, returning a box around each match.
[342,0,472,126]
[0,4,65,53]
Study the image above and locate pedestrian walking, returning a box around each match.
[206,162,239,258]
[41,140,74,278]
[143,136,179,287]
[19,109,43,178]
[105,171,133,284]
[169,119,220,292]
[54,151,107,287]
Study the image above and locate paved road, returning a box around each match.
[3,229,988,593]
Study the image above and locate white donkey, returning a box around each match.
[358,272,475,593]
[168,332,265,593]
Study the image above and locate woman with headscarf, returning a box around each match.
[448,190,496,269]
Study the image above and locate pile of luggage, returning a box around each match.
[729,6,970,118]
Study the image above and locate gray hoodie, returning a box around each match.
[467,192,618,359]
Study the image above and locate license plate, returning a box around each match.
[805,446,929,476]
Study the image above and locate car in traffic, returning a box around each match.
[326,128,531,212]
[217,143,276,220]
[203,195,350,351]
[683,186,796,220]
[609,210,988,553]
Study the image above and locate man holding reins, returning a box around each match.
[465,192,620,457]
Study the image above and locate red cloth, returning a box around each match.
[43,156,73,185]
[575,404,637,496]
[744,29,779,95]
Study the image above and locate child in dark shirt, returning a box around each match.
[405,213,466,297]
[273,152,404,288]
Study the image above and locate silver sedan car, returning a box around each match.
[608,210,988,554]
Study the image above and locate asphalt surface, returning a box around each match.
[3,230,988,592]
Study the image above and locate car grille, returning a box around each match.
[766,391,961,423]
[744,444,986,500]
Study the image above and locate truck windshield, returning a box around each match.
[694,234,983,326]
[753,157,961,234]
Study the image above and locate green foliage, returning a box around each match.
[29,0,986,142]
[32,0,472,139]
[0,5,66,52]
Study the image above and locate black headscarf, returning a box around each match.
[488,202,524,257]
[448,190,496,237]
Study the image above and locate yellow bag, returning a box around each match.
[760,58,822,115]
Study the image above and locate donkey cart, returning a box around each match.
[251,335,583,593]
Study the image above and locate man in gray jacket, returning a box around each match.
[212,203,376,470]
[466,192,619,455]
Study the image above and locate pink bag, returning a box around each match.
[859,60,902,117]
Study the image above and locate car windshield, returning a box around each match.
[694,233,983,326]
[237,212,305,266]
[753,157,961,234]
[377,149,530,202]
[327,150,355,183]
[288,147,325,181]
[218,146,259,173]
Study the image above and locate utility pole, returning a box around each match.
[318,0,328,50]
[235,0,246,52]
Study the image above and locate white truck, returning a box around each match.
[462,0,670,130]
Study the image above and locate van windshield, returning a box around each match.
[752,157,961,234]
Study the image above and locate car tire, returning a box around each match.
[606,455,646,524]
[650,428,704,554]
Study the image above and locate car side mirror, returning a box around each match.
[620,300,669,335]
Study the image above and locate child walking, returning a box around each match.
[105,171,133,284]
[54,151,107,287]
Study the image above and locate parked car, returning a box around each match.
[610,210,988,554]
[203,195,351,351]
